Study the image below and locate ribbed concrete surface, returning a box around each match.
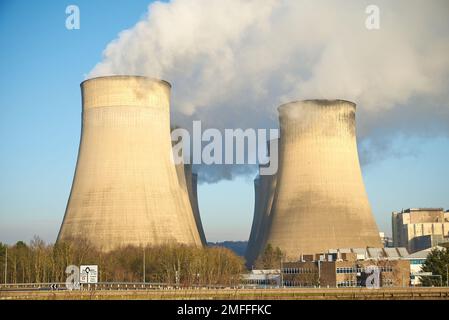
[245,171,277,266]
[245,178,261,266]
[190,172,207,245]
[58,76,202,251]
[176,164,207,245]
[260,100,381,259]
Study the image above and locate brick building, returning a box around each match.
[281,248,410,288]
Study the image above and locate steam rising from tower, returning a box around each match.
[247,100,381,262]
[58,76,203,251]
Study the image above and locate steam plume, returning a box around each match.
[89,0,449,182]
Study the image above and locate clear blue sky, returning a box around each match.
[0,1,448,244]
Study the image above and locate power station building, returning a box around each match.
[247,100,382,264]
[58,76,203,251]
[282,248,410,288]
[392,208,449,253]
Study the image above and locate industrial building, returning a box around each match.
[241,269,281,287]
[282,248,410,288]
[243,248,411,288]
[403,246,447,286]
[379,232,394,248]
[58,76,203,251]
[392,208,449,252]
[246,100,381,264]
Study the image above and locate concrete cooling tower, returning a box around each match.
[248,100,381,262]
[245,170,277,267]
[245,141,278,267]
[189,172,207,245]
[58,76,203,251]
[176,164,207,245]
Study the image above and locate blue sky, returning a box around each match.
[0,1,448,244]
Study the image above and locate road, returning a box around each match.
[1,287,449,300]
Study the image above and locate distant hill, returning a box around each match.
[208,241,248,257]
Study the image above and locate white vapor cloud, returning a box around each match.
[88,0,449,182]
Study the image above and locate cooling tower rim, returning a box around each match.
[81,75,172,88]
[278,99,356,112]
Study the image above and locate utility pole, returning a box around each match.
[143,249,146,283]
[4,247,7,284]
[318,260,321,288]
[446,264,449,287]
[280,256,283,288]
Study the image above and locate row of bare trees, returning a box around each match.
[254,244,284,269]
[0,237,244,286]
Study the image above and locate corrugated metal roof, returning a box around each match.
[352,248,367,254]
[326,247,409,259]
[367,248,384,258]
[404,246,445,259]
[383,247,400,258]
[397,247,409,256]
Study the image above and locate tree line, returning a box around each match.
[0,237,244,286]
